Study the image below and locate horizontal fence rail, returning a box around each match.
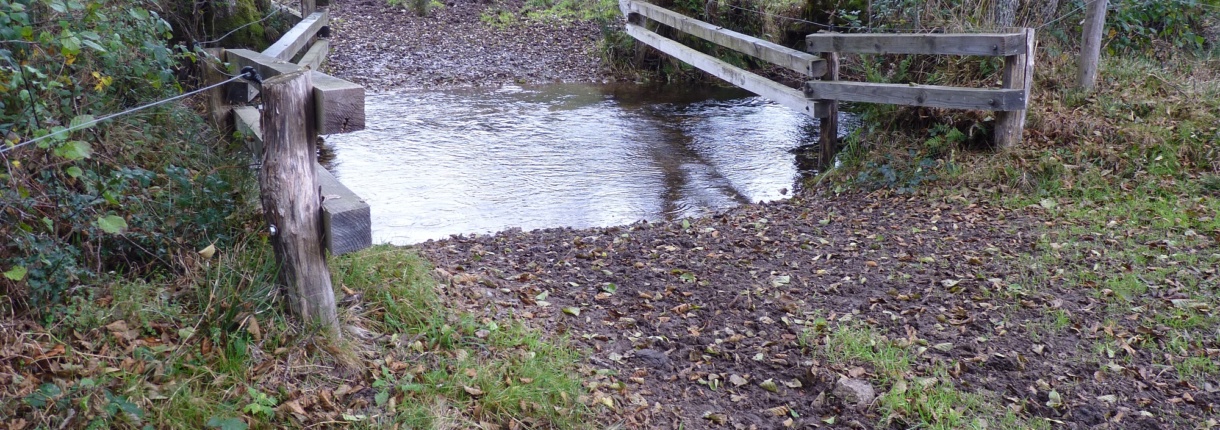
[802,81,1025,111]
[805,28,1036,148]
[804,32,1029,56]
[622,0,826,77]
[624,23,818,116]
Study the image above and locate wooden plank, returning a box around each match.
[803,81,1025,111]
[805,32,1027,56]
[227,49,364,133]
[994,28,1035,148]
[262,10,328,61]
[300,0,316,16]
[233,106,263,155]
[257,70,339,333]
[624,0,825,77]
[311,72,364,134]
[297,38,330,70]
[203,48,233,132]
[317,163,371,255]
[627,24,818,117]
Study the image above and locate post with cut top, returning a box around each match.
[994,28,1035,149]
[1078,0,1107,90]
[258,70,339,335]
[816,51,840,169]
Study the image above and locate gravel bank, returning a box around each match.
[325,0,614,90]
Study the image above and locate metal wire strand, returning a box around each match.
[1,73,250,156]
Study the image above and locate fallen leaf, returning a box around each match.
[766,405,791,416]
[463,385,484,397]
[729,374,748,387]
[759,379,778,392]
[198,244,217,260]
[1046,389,1062,408]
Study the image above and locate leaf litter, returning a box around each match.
[418,191,1220,428]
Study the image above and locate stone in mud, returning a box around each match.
[631,349,671,369]
[832,377,875,408]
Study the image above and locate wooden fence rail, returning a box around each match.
[619,0,1036,166]
[620,0,825,118]
[804,30,1036,148]
[622,0,826,77]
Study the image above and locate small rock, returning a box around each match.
[832,377,875,408]
[631,349,670,369]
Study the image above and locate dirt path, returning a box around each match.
[325,0,612,90]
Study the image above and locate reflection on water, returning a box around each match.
[324,84,844,245]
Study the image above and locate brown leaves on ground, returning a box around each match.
[418,190,1220,428]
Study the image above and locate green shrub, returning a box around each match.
[0,0,247,316]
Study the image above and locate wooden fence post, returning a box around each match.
[817,52,840,169]
[995,28,1035,149]
[259,70,339,334]
[1078,0,1107,90]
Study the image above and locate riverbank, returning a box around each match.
[319,0,1220,428]
[325,0,614,90]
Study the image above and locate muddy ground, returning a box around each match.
[417,193,1216,428]
[327,1,1218,427]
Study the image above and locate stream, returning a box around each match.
[323,84,849,245]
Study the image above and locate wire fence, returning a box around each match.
[1,71,255,157]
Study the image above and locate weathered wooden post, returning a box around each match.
[258,70,340,334]
[817,52,839,169]
[1078,0,1108,90]
[995,28,1035,149]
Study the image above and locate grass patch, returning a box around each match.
[804,322,1047,429]
[1,241,591,428]
[332,246,590,427]
[481,0,621,27]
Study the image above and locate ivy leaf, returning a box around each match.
[82,39,107,52]
[97,215,128,234]
[53,140,91,160]
[69,114,95,130]
[65,166,83,178]
[205,417,248,430]
[3,266,27,281]
[59,32,81,56]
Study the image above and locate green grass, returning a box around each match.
[481,0,621,27]
[329,246,591,428]
[804,323,1047,429]
[1,242,591,428]
[802,46,1220,426]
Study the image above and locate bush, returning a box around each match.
[0,0,248,317]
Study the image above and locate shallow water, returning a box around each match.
[324,84,846,245]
